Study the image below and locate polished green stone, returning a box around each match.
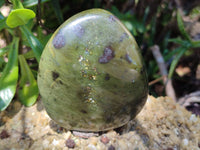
[38,9,148,132]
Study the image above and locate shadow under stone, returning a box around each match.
[0,99,22,127]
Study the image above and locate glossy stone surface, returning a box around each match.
[37,9,148,131]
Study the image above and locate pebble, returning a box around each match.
[65,138,75,148]
[0,130,10,139]
[73,131,99,138]
[100,135,110,144]
[87,144,97,150]
[108,145,115,150]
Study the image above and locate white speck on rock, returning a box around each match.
[52,139,59,145]
[174,128,179,135]
[182,138,189,146]
[87,144,97,150]
[189,114,197,122]
[43,140,50,148]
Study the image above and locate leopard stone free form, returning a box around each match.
[38,9,148,132]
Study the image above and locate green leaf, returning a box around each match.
[0,44,11,57]
[51,0,64,24]
[0,38,19,111]
[0,57,5,70]
[6,9,36,28]
[37,26,53,45]
[169,38,192,47]
[0,1,5,8]
[0,12,4,19]
[149,15,156,46]
[191,40,200,48]
[168,47,188,78]
[11,0,24,9]
[23,50,35,59]
[23,0,50,7]
[177,11,191,42]
[18,55,38,106]
[20,25,44,62]
[0,18,7,31]
[164,47,183,61]
[143,6,149,25]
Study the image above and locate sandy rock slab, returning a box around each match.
[0,96,200,150]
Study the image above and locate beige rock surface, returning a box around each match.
[0,96,200,150]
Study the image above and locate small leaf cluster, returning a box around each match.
[0,0,45,110]
[168,11,200,78]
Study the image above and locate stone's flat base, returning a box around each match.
[0,96,200,149]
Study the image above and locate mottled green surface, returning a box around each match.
[38,9,148,131]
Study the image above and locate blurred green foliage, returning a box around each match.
[0,0,200,110]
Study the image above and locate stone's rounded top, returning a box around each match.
[38,8,148,132]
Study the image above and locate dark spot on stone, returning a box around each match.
[109,15,118,22]
[105,74,110,80]
[69,121,78,127]
[77,87,91,102]
[77,90,84,100]
[58,80,63,85]
[105,114,113,123]
[125,53,132,63]
[52,71,59,81]
[52,31,66,49]
[73,25,85,38]
[0,130,10,139]
[140,134,149,145]
[38,73,42,77]
[108,145,115,150]
[80,109,87,114]
[119,33,129,42]
[65,138,75,148]
[54,99,57,102]
[100,135,110,144]
[124,69,128,73]
[99,46,115,64]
